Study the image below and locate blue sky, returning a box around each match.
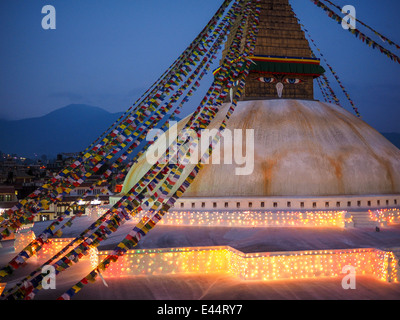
[0,0,399,132]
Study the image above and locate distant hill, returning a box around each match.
[0,104,124,158]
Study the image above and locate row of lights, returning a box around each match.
[87,208,347,228]
[14,231,36,254]
[155,211,346,228]
[369,209,400,225]
[13,237,98,269]
[98,247,398,283]
[37,238,99,269]
[14,235,398,284]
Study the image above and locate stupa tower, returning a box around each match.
[221,0,325,100]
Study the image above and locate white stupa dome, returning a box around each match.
[122,99,400,197]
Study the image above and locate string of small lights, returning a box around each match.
[87,208,347,228]
[97,246,398,283]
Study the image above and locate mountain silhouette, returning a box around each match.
[0,104,124,158]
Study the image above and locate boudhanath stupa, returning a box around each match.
[1,0,400,301]
[117,0,400,224]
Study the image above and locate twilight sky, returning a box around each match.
[0,0,399,132]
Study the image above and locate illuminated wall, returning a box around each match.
[87,206,109,219]
[14,237,98,269]
[37,238,99,269]
[98,246,398,283]
[12,229,399,285]
[152,211,346,228]
[370,209,400,225]
[88,206,348,228]
[14,231,36,253]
